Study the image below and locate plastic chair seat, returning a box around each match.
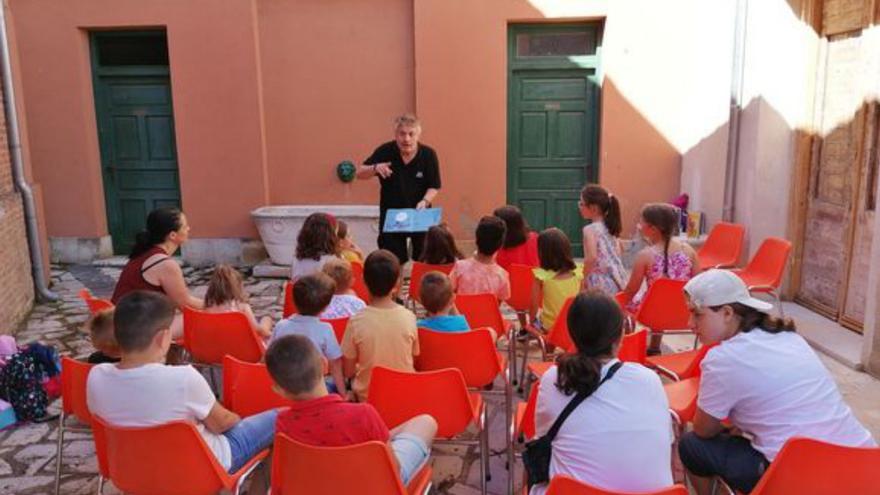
[645,344,715,382]
[664,377,700,424]
[527,361,553,381]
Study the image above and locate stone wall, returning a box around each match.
[0,85,34,334]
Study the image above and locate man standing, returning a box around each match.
[357,114,441,263]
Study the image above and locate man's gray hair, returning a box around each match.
[393,113,421,130]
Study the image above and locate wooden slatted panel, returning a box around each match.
[823,0,871,36]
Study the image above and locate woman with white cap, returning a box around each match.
[678,269,875,494]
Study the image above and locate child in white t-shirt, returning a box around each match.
[86,291,278,474]
[679,270,876,495]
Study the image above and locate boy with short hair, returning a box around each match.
[320,258,366,319]
[341,249,419,402]
[416,272,469,332]
[85,308,121,364]
[86,291,277,473]
[271,273,346,396]
[267,335,437,484]
[449,215,511,302]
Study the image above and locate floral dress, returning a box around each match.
[583,222,627,296]
[628,246,693,311]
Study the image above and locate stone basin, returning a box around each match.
[251,205,380,265]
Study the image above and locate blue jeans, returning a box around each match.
[223,409,279,473]
[390,433,430,484]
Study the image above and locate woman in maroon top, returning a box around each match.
[493,205,539,272]
[111,207,203,336]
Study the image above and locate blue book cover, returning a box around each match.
[383,208,442,233]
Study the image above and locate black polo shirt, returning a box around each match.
[364,141,442,221]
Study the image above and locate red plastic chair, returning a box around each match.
[182,307,266,365]
[321,316,350,344]
[631,279,691,339]
[55,358,95,495]
[750,437,880,494]
[271,433,433,495]
[520,297,575,390]
[415,327,513,492]
[282,281,297,318]
[646,343,716,382]
[617,329,648,365]
[697,222,745,270]
[222,355,294,417]
[91,416,267,495]
[407,262,455,308]
[78,288,114,314]
[664,376,700,427]
[513,382,539,442]
[507,263,535,323]
[351,261,371,302]
[367,366,490,494]
[456,293,516,395]
[545,475,688,494]
[731,237,792,317]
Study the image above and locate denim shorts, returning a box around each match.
[390,432,430,484]
[679,432,769,493]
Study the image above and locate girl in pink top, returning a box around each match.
[450,216,511,302]
[493,205,539,271]
[620,203,699,353]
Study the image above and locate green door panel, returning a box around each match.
[91,33,181,254]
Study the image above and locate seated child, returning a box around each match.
[337,220,364,263]
[419,224,463,265]
[342,249,419,402]
[291,212,339,281]
[449,216,511,302]
[271,273,346,396]
[492,205,539,272]
[86,291,277,474]
[320,258,366,319]
[204,264,272,339]
[267,334,437,484]
[530,228,584,333]
[416,272,469,333]
[85,308,121,364]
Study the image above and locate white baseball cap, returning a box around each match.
[683,269,773,312]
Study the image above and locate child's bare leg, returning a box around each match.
[259,316,273,337]
[389,414,437,449]
[170,312,184,340]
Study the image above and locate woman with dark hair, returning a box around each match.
[111,207,202,309]
[531,290,672,495]
[679,270,875,494]
[291,212,339,281]
[493,205,539,272]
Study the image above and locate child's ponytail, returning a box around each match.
[640,204,678,276]
[605,194,622,237]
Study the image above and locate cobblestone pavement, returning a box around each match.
[4,264,880,495]
[1,263,525,495]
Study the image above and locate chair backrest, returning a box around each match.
[78,288,114,314]
[350,261,371,302]
[182,307,265,364]
[408,262,455,304]
[751,437,880,494]
[546,475,688,494]
[60,357,94,425]
[271,434,408,495]
[520,383,539,440]
[697,222,745,268]
[506,263,535,312]
[742,237,792,289]
[634,279,690,333]
[617,330,648,365]
[368,366,478,438]
[321,317,350,344]
[455,293,510,338]
[222,355,294,417]
[92,416,231,495]
[282,281,297,318]
[545,297,576,352]
[415,327,502,388]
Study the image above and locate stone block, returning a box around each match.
[49,236,112,264]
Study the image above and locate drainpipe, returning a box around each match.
[722,0,749,222]
[0,4,58,302]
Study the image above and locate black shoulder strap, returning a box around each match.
[544,361,624,441]
[141,255,171,273]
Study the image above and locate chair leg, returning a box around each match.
[773,290,785,318]
[508,329,518,388]
[96,476,104,495]
[54,412,65,495]
[480,405,490,495]
[505,378,514,495]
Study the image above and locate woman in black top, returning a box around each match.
[357,114,441,263]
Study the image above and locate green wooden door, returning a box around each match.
[91,32,181,254]
[508,25,601,256]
